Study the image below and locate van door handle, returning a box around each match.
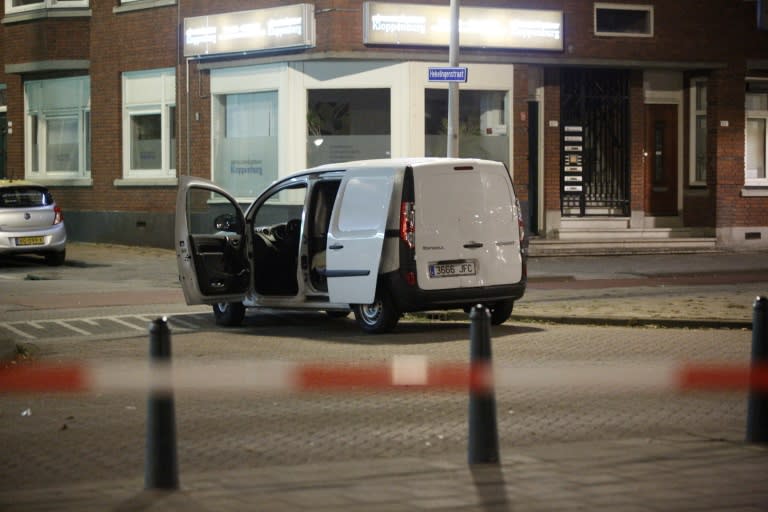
[329,244,344,250]
[463,242,483,249]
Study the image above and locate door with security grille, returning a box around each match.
[560,69,630,216]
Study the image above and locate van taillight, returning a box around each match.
[53,206,64,225]
[515,198,525,244]
[400,201,415,249]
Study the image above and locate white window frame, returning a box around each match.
[594,3,654,38]
[689,78,707,186]
[5,0,88,15]
[121,68,176,182]
[745,86,768,188]
[24,76,91,183]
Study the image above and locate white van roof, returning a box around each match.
[264,159,510,195]
[295,157,505,177]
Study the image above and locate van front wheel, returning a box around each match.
[353,291,400,334]
[489,300,514,325]
[213,302,245,327]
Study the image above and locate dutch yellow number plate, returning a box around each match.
[17,236,44,246]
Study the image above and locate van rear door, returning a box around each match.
[326,166,397,305]
[414,161,523,290]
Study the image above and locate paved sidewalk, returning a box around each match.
[2,434,766,511]
[518,251,768,329]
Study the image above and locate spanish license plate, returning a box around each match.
[429,260,476,278]
[16,236,44,246]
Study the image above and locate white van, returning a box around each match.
[175,158,527,333]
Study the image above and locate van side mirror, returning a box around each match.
[214,213,239,233]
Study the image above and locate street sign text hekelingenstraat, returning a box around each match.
[428,67,468,82]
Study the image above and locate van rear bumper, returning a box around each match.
[385,272,526,313]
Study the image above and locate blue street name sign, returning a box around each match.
[428,67,468,82]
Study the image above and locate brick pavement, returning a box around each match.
[1,322,762,512]
[1,435,766,511]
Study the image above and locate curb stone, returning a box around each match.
[411,311,752,330]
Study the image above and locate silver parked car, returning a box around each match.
[0,180,67,266]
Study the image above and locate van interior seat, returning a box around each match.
[253,223,299,295]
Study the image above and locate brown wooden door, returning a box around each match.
[645,104,678,216]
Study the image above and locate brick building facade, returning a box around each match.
[1,0,767,250]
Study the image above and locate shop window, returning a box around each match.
[746,90,768,186]
[25,76,90,181]
[5,0,88,15]
[307,89,390,168]
[425,89,509,167]
[594,3,653,37]
[213,91,278,198]
[689,78,707,185]
[122,69,176,182]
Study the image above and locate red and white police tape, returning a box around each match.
[2,356,768,394]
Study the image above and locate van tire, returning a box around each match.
[213,301,245,326]
[353,290,400,334]
[489,300,514,325]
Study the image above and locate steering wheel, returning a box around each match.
[287,219,301,234]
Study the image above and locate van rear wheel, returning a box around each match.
[353,290,400,334]
[489,300,514,325]
[213,301,245,327]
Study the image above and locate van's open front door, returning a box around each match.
[326,167,396,305]
[175,176,249,305]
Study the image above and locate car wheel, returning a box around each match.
[213,302,245,327]
[489,300,514,325]
[353,289,400,334]
[44,250,66,266]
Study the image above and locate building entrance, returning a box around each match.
[645,104,678,216]
[560,69,630,217]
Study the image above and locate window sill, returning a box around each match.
[113,0,176,14]
[741,186,768,197]
[25,177,93,187]
[114,177,178,187]
[2,8,91,24]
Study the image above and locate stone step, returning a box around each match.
[560,217,630,230]
[556,227,715,240]
[528,237,718,257]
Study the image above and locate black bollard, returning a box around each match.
[145,317,179,489]
[468,304,500,464]
[747,296,768,443]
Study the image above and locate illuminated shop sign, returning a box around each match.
[184,4,315,57]
[363,2,563,51]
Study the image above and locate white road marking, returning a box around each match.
[0,312,210,340]
[54,320,91,336]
